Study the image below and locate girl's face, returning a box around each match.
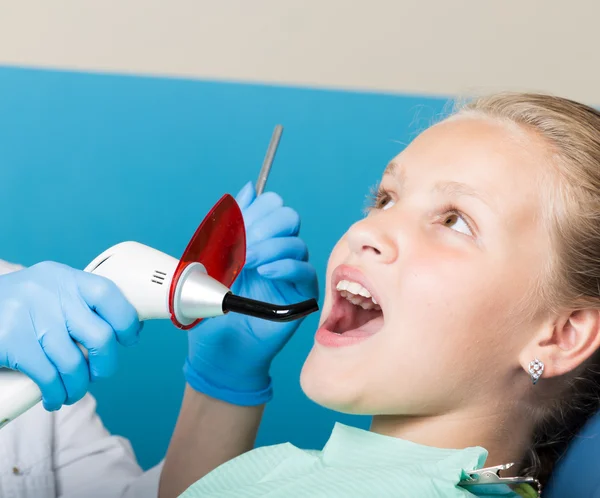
[300,116,554,416]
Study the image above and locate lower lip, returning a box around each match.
[315,327,376,348]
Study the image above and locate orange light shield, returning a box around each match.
[169,194,246,329]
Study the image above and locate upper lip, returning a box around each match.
[331,264,383,309]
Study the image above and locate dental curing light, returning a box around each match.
[86,194,317,328]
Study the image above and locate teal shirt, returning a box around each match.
[179,423,526,497]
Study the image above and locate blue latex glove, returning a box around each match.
[0,261,142,411]
[183,181,319,406]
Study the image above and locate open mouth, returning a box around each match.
[321,271,385,340]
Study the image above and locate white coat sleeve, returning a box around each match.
[53,393,164,498]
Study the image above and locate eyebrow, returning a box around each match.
[383,161,402,178]
[433,181,494,211]
[383,161,494,212]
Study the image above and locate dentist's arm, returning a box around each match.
[159,182,319,498]
[161,387,263,496]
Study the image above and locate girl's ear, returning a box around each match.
[520,309,600,378]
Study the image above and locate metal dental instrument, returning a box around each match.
[256,125,283,195]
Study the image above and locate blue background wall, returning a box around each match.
[0,66,447,469]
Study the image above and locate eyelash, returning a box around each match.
[366,185,391,211]
[365,186,477,236]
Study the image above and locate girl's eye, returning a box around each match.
[367,187,396,212]
[442,212,473,236]
[380,197,395,210]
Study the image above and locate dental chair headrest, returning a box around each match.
[544,409,600,497]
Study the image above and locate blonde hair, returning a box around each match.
[451,93,600,483]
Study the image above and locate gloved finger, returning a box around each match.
[256,259,319,300]
[242,191,284,230]
[64,303,119,381]
[37,319,90,405]
[234,181,256,211]
[245,237,308,269]
[74,271,141,347]
[246,207,301,246]
[14,345,67,412]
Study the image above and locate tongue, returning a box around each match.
[330,298,384,336]
[341,315,384,337]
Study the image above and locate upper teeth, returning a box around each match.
[336,280,379,307]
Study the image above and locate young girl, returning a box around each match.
[164,93,600,497]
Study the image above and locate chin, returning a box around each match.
[299,348,374,415]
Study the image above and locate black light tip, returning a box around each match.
[222,293,319,322]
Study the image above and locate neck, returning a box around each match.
[370,401,535,474]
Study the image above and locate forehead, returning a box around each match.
[387,117,552,217]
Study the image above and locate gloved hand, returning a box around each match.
[0,261,142,411]
[183,181,319,406]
